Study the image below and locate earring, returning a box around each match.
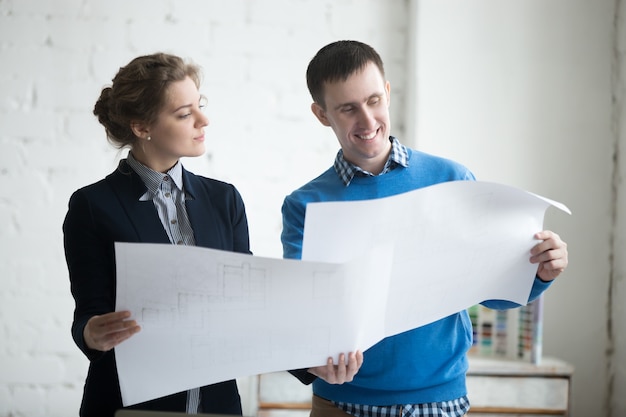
[147,136,151,141]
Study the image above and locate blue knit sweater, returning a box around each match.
[281,147,551,406]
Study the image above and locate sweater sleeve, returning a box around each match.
[281,193,320,384]
[281,194,306,260]
[481,275,553,310]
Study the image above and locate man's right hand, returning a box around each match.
[308,350,363,384]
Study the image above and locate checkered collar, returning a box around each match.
[333,136,409,186]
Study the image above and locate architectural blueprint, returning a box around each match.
[114,180,570,406]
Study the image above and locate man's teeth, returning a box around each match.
[358,132,376,140]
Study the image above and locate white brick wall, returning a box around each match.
[0,1,408,415]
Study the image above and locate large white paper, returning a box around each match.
[114,180,570,406]
[115,242,394,406]
[302,180,571,336]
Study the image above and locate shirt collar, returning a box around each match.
[333,136,409,186]
[126,152,185,199]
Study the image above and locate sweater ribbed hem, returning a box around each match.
[312,374,467,406]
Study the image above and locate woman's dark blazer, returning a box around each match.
[63,160,251,417]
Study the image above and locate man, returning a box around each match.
[281,40,568,417]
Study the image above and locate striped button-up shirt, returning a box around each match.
[126,153,201,413]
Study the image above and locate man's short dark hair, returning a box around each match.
[306,40,385,108]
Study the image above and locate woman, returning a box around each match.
[63,53,249,416]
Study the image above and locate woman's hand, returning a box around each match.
[83,310,141,351]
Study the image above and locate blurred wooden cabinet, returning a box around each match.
[257,371,311,417]
[256,357,573,417]
[467,357,573,416]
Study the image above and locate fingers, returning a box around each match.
[530,231,567,263]
[353,350,364,369]
[307,351,363,384]
[343,350,363,382]
[333,353,347,383]
[84,310,141,352]
[323,355,340,384]
[530,230,568,281]
[306,360,334,382]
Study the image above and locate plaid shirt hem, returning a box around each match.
[334,395,470,417]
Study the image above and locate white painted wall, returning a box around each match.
[407,1,623,416]
[612,1,626,415]
[1,0,623,416]
[0,1,407,416]
[611,149,626,415]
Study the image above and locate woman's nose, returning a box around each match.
[196,110,209,127]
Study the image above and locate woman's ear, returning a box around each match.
[130,121,150,139]
[311,102,331,127]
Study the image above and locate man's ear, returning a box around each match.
[311,102,331,127]
[130,121,150,139]
[385,80,391,107]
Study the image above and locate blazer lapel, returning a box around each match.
[106,162,171,244]
[182,169,223,249]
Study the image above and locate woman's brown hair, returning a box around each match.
[93,53,201,148]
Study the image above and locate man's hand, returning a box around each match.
[530,230,568,282]
[307,351,363,384]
